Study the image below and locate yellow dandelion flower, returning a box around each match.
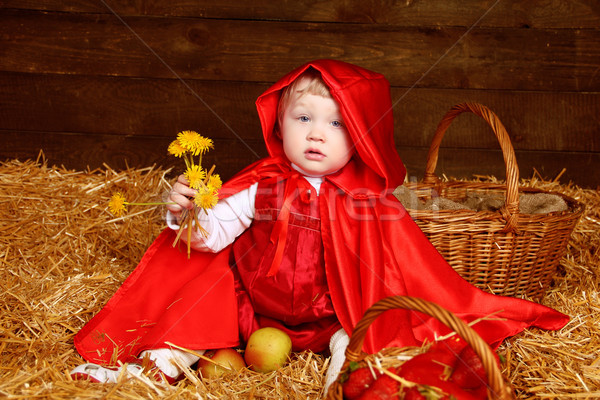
[207,174,222,191]
[176,130,214,156]
[184,165,206,189]
[177,130,202,153]
[167,139,187,157]
[195,135,214,155]
[194,186,218,209]
[108,192,127,216]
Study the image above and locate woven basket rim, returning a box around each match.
[401,181,585,218]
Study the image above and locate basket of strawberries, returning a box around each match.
[325,296,515,400]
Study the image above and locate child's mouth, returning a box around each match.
[305,149,325,160]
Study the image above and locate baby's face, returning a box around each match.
[280,85,354,176]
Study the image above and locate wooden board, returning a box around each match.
[0,71,266,141]
[3,0,600,28]
[394,88,600,152]
[1,9,599,91]
[0,130,268,182]
[2,129,597,187]
[399,146,600,188]
[1,72,597,153]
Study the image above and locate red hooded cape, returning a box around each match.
[74,60,568,364]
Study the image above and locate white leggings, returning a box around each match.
[140,348,204,378]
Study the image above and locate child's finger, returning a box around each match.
[169,190,195,209]
[177,174,190,184]
[172,182,196,198]
[166,203,183,215]
[168,177,197,211]
[166,194,185,212]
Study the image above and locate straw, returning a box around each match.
[0,156,598,398]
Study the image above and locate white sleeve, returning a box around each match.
[166,183,257,253]
[323,329,350,397]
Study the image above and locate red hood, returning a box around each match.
[255,59,406,196]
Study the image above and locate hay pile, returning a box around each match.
[0,157,598,399]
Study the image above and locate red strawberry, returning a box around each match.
[356,389,392,400]
[451,346,487,389]
[342,367,376,399]
[403,386,426,399]
[397,348,456,385]
[397,353,482,400]
[356,368,398,400]
[431,336,466,357]
[370,369,399,395]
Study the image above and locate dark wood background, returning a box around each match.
[1,1,598,188]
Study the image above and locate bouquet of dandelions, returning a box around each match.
[108,130,222,258]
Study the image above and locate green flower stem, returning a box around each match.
[124,201,176,206]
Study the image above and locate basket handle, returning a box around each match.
[345,296,515,400]
[424,102,520,233]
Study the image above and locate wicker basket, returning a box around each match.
[401,102,584,299]
[326,295,515,400]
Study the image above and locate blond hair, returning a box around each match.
[277,68,331,123]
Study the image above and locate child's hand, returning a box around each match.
[167,175,196,217]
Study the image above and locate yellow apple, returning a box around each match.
[244,327,292,373]
[197,348,246,378]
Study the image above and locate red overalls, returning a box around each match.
[232,178,341,352]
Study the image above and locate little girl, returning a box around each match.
[71,60,569,392]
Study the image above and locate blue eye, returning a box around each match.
[331,120,344,128]
[299,116,310,122]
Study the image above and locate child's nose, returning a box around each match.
[307,126,325,141]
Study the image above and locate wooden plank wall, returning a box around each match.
[1,1,599,188]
